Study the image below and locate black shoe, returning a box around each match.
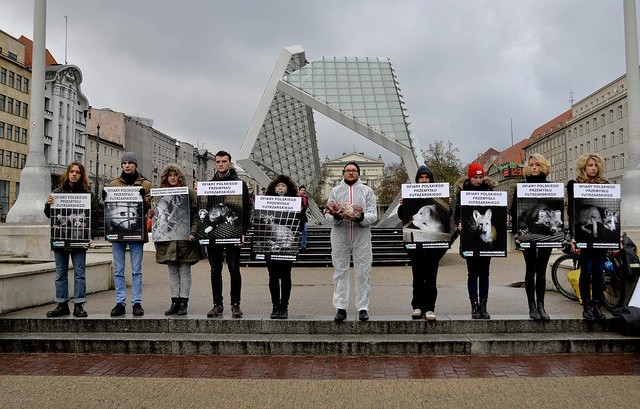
[177,298,188,316]
[165,297,180,316]
[470,299,481,319]
[231,302,243,318]
[583,301,595,321]
[537,302,550,321]
[207,304,223,318]
[46,303,70,318]
[73,303,88,318]
[132,303,144,317]
[479,298,490,320]
[278,306,288,320]
[334,309,347,322]
[358,310,369,322]
[592,301,606,320]
[110,303,126,317]
[270,304,279,319]
[529,302,541,320]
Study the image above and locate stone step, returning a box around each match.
[2,315,638,356]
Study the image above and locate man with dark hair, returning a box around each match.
[324,161,377,322]
[206,150,251,318]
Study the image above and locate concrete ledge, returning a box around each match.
[0,253,113,314]
[0,224,51,259]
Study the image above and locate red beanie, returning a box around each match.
[467,162,485,179]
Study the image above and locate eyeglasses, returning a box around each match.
[343,169,359,174]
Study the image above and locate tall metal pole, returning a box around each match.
[621,0,640,232]
[95,124,100,198]
[6,0,50,223]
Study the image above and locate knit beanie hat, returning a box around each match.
[467,162,484,179]
[121,151,138,166]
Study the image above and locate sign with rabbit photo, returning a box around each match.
[572,183,620,249]
[400,183,451,249]
[460,191,508,257]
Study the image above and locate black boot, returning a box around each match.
[479,298,491,319]
[334,309,347,322]
[46,302,70,318]
[73,303,88,318]
[470,299,481,319]
[278,304,289,319]
[177,298,188,315]
[537,301,550,321]
[270,304,279,319]
[529,302,541,320]
[165,297,180,316]
[583,301,595,320]
[591,301,606,320]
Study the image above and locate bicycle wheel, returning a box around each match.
[602,268,625,310]
[551,254,580,301]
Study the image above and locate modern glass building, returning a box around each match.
[238,45,421,221]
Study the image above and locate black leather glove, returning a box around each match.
[139,188,146,197]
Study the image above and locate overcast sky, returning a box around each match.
[0,0,635,165]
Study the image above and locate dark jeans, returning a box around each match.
[466,256,491,299]
[267,260,293,307]
[408,249,446,312]
[207,244,242,304]
[522,247,552,304]
[579,249,606,303]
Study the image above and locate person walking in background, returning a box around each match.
[44,162,98,318]
[155,164,199,316]
[567,153,609,321]
[106,152,152,317]
[298,185,309,251]
[455,162,497,319]
[325,161,377,322]
[206,151,251,319]
[398,165,447,321]
[264,175,300,319]
[510,154,553,321]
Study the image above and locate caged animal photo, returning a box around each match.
[196,196,243,242]
[515,201,564,244]
[575,204,620,242]
[402,198,450,244]
[104,202,143,235]
[51,209,91,241]
[152,194,190,242]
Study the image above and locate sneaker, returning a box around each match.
[132,303,144,317]
[334,309,347,322]
[110,303,126,317]
[231,303,243,318]
[424,311,437,321]
[411,309,423,319]
[46,303,70,318]
[207,304,223,318]
[358,310,369,322]
[73,303,88,318]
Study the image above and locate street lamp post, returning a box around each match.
[95,124,100,198]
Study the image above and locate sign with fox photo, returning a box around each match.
[514,183,564,248]
[572,183,620,249]
[151,186,191,242]
[251,195,302,261]
[400,183,451,250]
[103,187,145,241]
[50,193,91,250]
[196,181,243,245]
[460,191,507,257]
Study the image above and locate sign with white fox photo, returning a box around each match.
[251,195,302,261]
[151,187,190,242]
[514,183,564,248]
[50,193,91,250]
[572,183,621,249]
[401,183,451,249]
[103,186,145,241]
[460,191,508,257]
[196,181,243,245]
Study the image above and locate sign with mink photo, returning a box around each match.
[50,193,91,250]
[460,191,508,257]
[514,183,564,248]
[103,187,145,241]
[196,181,243,245]
[251,195,302,261]
[151,187,190,242]
[573,183,620,250]
[401,183,451,249]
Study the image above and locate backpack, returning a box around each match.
[611,306,640,336]
[621,232,640,280]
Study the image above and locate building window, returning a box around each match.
[569,148,573,160]
[22,103,27,118]
[611,131,615,146]
[8,71,14,87]
[587,141,591,153]
[621,153,625,169]
[0,122,3,139]
[601,114,605,127]
[12,152,18,168]
[594,138,598,151]
[620,128,624,143]
[610,109,614,122]
[612,156,617,171]
[6,97,13,114]
[579,125,583,136]
[20,154,25,168]
[22,78,28,93]
[618,105,623,119]
[603,135,607,148]
[0,68,5,84]
[0,149,3,166]
[593,117,597,130]
[568,129,572,139]
[15,74,21,91]
[21,128,27,143]
[580,144,584,154]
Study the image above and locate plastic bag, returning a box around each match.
[567,269,582,303]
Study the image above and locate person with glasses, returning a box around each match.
[324,161,377,322]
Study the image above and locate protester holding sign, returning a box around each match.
[154,164,199,316]
[43,162,98,318]
[454,162,497,319]
[105,152,152,317]
[567,153,614,321]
